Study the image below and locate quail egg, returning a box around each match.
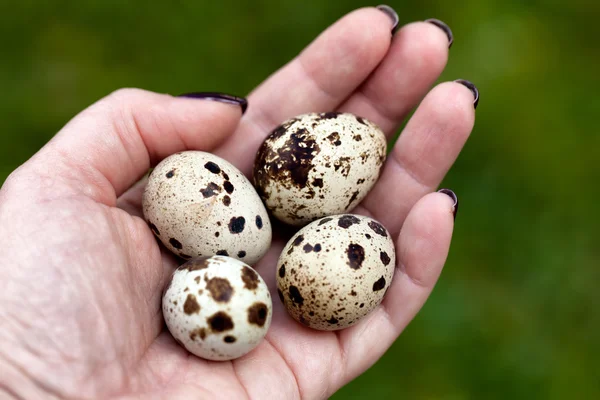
[276,214,395,330]
[253,112,387,226]
[143,151,272,265]
[162,256,272,361]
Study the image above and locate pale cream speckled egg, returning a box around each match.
[162,256,272,361]
[276,214,395,331]
[143,151,271,265]
[253,112,387,226]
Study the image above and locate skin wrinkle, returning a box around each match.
[47,139,118,205]
[260,337,302,400]
[0,350,63,400]
[66,216,126,397]
[230,362,252,400]
[127,99,164,169]
[390,142,435,191]
[111,105,149,192]
[0,206,91,378]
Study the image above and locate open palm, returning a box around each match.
[0,7,476,400]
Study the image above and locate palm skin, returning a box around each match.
[0,7,475,400]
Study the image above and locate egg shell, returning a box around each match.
[143,151,272,265]
[276,214,395,330]
[253,112,387,226]
[162,256,272,361]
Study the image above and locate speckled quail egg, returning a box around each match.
[253,112,387,226]
[143,151,272,265]
[276,214,395,330]
[162,255,272,361]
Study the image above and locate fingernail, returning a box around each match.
[438,188,459,220]
[425,18,454,48]
[376,5,399,35]
[177,92,248,114]
[454,79,479,109]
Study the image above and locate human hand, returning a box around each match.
[0,6,476,399]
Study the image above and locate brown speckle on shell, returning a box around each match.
[169,238,183,249]
[200,182,221,198]
[346,190,360,209]
[355,116,367,125]
[247,302,268,327]
[373,276,386,291]
[183,294,200,315]
[318,217,333,226]
[347,243,365,270]
[207,311,234,332]
[228,217,246,234]
[338,215,361,229]
[148,222,160,236]
[253,128,320,193]
[224,335,236,343]
[206,277,234,303]
[181,257,210,271]
[327,131,341,146]
[190,328,207,341]
[380,251,391,266]
[368,221,388,237]
[204,162,221,174]
[241,266,259,290]
[288,285,304,305]
[223,181,234,194]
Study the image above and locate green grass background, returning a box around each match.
[1,0,599,398]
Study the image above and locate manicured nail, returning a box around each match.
[425,18,454,48]
[438,188,459,220]
[376,5,399,35]
[177,92,248,114]
[454,79,479,109]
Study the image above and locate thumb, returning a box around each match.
[28,89,246,205]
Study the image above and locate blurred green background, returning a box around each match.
[1,0,599,398]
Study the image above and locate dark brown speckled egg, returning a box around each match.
[253,112,387,226]
[163,256,272,361]
[143,151,271,265]
[275,214,396,330]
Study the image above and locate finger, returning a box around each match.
[339,20,451,135]
[215,7,396,175]
[361,80,476,236]
[337,191,456,384]
[31,90,245,205]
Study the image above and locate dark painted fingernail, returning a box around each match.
[425,18,454,48]
[376,5,399,35]
[438,188,459,220]
[177,92,248,114]
[454,79,479,109]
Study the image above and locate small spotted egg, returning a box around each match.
[143,151,272,265]
[276,214,395,330]
[253,112,387,226]
[162,256,272,361]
